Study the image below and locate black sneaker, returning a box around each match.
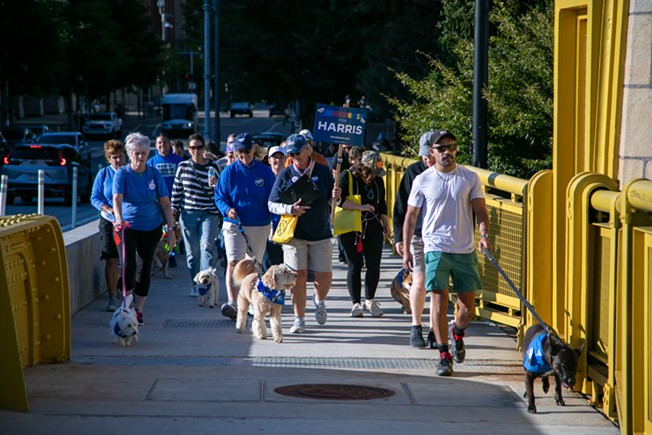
[449,323,466,363]
[436,352,454,376]
[135,309,144,326]
[221,302,237,320]
[426,330,438,349]
[410,325,426,348]
[168,254,177,268]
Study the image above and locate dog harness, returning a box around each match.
[112,311,131,339]
[257,280,285,305]
[524,334,552,374]
[397,268,407,287]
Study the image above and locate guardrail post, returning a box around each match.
[0,174,7,216]
[71,166,78,228]
[37,170,44,215]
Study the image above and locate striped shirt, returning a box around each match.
[171,160,220,214]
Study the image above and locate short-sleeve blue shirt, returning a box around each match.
[113,165,169,231]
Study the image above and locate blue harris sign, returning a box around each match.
[312,103,367,146]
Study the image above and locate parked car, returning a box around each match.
[20,124,50,137]
[251,132,286,148]
[2,144,93,205]
[229,102,253,118]
[82,111,123,138]
[0,132,9,165]
[268,103,288,118]
[37,132,90,161]
[0,126,38,147]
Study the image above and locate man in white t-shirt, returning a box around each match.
[402,130,492,377]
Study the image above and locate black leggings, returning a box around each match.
[339,229,384,304]
[119,226,161,297]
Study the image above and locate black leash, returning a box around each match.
[482,248,550,333]
[235,218,262,272]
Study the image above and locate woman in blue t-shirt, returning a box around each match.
[113,132,177,325]
[90,139,126,312]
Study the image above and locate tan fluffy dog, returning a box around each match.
[390,268,412,314]
[234,260,297,343]
[151,223,182,279]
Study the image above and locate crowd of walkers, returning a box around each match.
[92,127,492,377]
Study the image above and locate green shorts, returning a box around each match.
[424,251,482,292]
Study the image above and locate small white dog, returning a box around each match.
[235,260,298,343]
[109,294,139,346]
[193,267,220,308]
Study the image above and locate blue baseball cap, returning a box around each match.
[285,134,307,154]
[233,133,253,151]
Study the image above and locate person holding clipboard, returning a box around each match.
[267,134,340,334]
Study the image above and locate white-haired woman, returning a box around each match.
[113,132,177,325]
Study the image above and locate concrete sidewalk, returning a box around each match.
[0,243,618,435]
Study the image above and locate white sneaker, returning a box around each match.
[313,294,327,325]
[290,316,305,334]
[350,303,364,317]
[365,299,384,317]
[189,286,198,297]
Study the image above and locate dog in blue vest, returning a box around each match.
[193,267,220,308]
[234,259,297,343]
[109,294,139,347]
[522,323,585,413]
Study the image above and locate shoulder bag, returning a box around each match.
[332,170,362,236]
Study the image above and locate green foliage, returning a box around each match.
[183,0,440,125]
[0,0,67,96]
[390,0,554,179]
[0,0,163,105]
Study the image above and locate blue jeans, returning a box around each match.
[180,210,220,284]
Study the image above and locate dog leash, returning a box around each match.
[234,218,262,272]
[102,210,130,308]
[482,248,550,333]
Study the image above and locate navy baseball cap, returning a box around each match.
[285,134,307,154]
[233,133,253,151]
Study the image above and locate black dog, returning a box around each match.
[522,323,585,413]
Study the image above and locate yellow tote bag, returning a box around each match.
[333,171,362,236]
[272,214,298,244]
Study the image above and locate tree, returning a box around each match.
[388,1,553,179]
[0,0,66,96]
[181,0,440,126]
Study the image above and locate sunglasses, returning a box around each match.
[188,145,205,150]
[433,143,457,153]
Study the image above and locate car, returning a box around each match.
[20,124,50,137]
[1,143,93,205]
[0,126,38,147]
[229,102,253,118]
[37,131,90,160]
[82,111,123,138]
[268,103,288,118]
[0,132,8,165]
[251,132,286,148]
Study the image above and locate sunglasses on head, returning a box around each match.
[433,143,457,153]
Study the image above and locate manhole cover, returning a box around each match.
[274,384,395,400]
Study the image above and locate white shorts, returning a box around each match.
[282,238,333,272]
[223,221,270,263]
[410,235,425,274]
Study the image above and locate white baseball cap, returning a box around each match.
[299,129,313,142]
[268,145,287,157]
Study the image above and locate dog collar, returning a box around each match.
[113,321,129,339]
[257,280,285,305]
[523,334,552,374]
